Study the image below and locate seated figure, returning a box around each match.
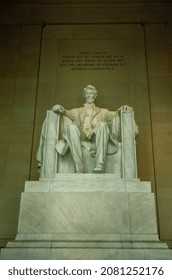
[36,85,138,178]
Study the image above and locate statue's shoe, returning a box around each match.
[93,164,104,173]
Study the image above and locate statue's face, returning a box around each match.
[84,88,97,104]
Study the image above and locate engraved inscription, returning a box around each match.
[59,51,126,71]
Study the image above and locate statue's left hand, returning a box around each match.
[118,105,133,113]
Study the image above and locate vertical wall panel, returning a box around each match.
[145,24,172,241]
[0,25,42,247]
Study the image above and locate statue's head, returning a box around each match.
[83,84,98,104]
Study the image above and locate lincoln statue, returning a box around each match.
[50,84,137,174]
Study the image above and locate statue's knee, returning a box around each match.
[67,123,78,133]
[96,122,108,129]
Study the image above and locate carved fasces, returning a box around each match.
[38,111,59,178]
[120,106,138,178]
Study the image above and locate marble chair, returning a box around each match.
[36,108,138,179]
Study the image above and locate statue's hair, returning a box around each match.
[83,84,98,96]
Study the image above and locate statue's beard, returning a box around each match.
[86,98,95,103]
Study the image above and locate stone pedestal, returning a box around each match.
[1,175,172,259]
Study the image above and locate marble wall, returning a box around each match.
[0,2,172,247]
[0,25,42,247]
[145,24,172,241]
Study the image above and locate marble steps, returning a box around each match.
[2,233,171,260]
[2,246,172,260]
[6,239,168,249]
[6,232,168,250]
[8,232,168,249]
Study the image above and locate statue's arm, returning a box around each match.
[104,106,133,121]
[104,109,117,122]
[51,104,76,121]
[109,105,138,141]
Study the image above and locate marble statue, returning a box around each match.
[49,84,138,174]
[36,84,138,178]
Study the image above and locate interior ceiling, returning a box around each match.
[1,0,171,4]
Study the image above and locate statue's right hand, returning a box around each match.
[52,104,65,113]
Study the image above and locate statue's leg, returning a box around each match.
[93,122,109,173]
[65,124,85,173]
